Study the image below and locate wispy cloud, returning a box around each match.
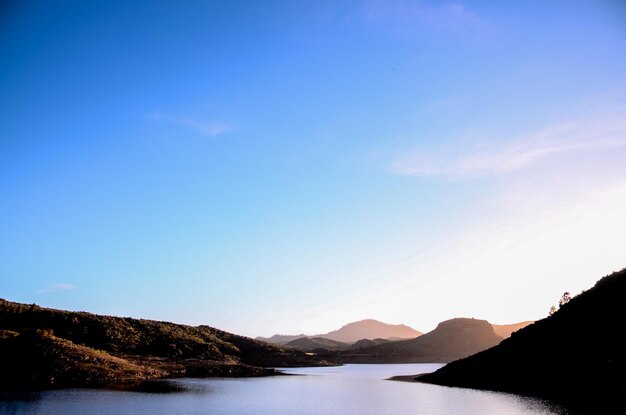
[35,283,76,295]
[364,0,486,35]
[392,110,626,178]
[149,113,232,138]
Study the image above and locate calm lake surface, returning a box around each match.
[1,364,567,415]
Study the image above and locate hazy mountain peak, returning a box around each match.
[260,319,422,345]
[318,319,422,343]
[340,316,503,364]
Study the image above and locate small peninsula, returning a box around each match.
[0,299,332,390]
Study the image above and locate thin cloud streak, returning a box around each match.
[392,111,626,178]
[150,113,232,138]
[35,283,76,295]
[364,0,487,35]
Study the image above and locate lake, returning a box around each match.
[0,364,566,415]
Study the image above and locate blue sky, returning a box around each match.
[2,0,626,337]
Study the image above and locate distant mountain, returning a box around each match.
[340,318,502,363]
[419,269,626,411]
[256,334,306,345]
[322,319,422,343]
[491,321,533,339]
[386,336,412,341]
[350,338,390,349]
[284,337,350,351]
[260,319,422,345]
[0,299,331,390]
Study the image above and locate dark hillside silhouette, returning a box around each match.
[419,269,626,411]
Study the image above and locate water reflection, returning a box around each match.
[0,364,568,415]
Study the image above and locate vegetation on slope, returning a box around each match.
[0,299,331,390]
[0,329,163,389]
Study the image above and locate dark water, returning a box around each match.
[0,364,567,415]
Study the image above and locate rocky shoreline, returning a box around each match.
[0,299,334,391]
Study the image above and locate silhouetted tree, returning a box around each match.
[559,292,571,307]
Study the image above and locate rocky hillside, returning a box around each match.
[419,269,626,411]
[0,329,164,389]
[0,299,331,390]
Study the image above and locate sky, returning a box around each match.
[1,0,626,337]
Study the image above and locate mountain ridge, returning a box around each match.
[259,318,531,346]
[284,337,350,351]
[258,319,422,344]
[339,317,502,363]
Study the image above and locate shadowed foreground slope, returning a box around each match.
[0,299,331,390]
[419,269,626,410]
[0,330,165,389]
